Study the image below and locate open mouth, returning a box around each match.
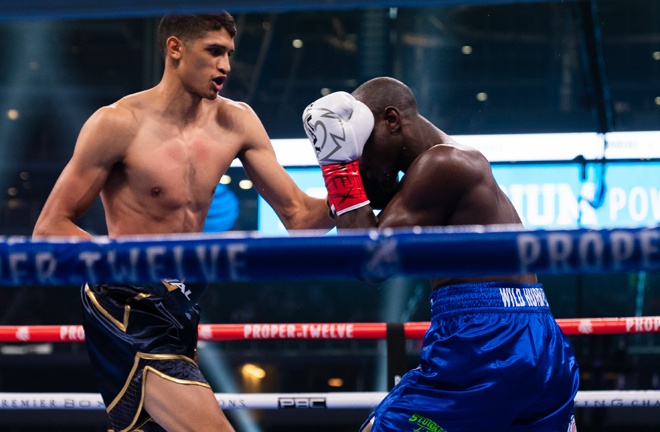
[213,76,225,86]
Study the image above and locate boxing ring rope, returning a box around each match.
[2,390,660,410]
[2,316,660,343]
[2,225,659,286]
[1,225,659,411]
[1,318,659,410]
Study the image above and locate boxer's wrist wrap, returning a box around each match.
[325,197,336,219]
[321,160,370,216]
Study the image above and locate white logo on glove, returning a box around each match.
[303,108,346,163]
[302,91,374,165]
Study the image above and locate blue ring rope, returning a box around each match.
[0,226,658,286]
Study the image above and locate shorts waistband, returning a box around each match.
[92,279,205,316]
[430,282,550,318]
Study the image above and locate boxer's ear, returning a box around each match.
[166,36,184,60]
[383,107,401,132]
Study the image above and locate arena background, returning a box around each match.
[1,0,659,430]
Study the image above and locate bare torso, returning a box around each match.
[33,84,331,241]
[101,91,244,237]
[378,142,537,289]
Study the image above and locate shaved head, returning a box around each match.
[352,77,417,117]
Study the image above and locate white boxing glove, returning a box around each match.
[302,91,374,165]
[301,91,374,216]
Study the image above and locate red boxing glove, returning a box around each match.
[321,160,370,216]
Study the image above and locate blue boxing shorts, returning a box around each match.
[81,279,209,432]
[361,282,580,432]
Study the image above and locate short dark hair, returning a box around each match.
[157,12,237,57]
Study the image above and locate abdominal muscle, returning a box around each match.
[101,181,214,238]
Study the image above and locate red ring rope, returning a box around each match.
[1,316,659,343]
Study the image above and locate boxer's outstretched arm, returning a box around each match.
[238,101,333,231]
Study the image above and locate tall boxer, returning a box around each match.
[33,13,333,432]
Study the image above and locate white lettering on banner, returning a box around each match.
[9,252,28,285]
[610,231,635,271]
[652,188,660,219]
[227,243,248,280]
[78,251,103,284]
[547,233,573,272]
[74,242,251,284]
[60,325,85,341]
[172,246,185,280]
[107,249,140,282]
[35,252,58,284]
[3,229,656,284]
[244,324,355,339]
[146,246,167,282]
[504,183,584,227]
[503,182,659,228]
[196,244,222,281]
[579,232,605,271]
[301,324,345,339]
[630,187,649,221]
[244,324,295,339]
[609,187,660,222]
[610,188,626,221]
[517,230,660,274]
[517,234,542,272]
[625,317,660,333]
[640,230,660,269]
[526,184,557,226]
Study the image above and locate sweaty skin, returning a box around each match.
[338,78,536,290]
[33,24,332,432]
[345,78,546,432]
[33,28,332,239]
